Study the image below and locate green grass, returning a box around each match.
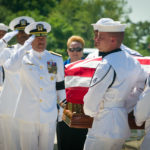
[122,130,145,150]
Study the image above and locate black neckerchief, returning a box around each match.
[98,48,122,58]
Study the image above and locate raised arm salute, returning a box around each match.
[4,21,66,150]
[0,16,34,150]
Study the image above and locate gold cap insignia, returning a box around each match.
[36,24,44,31]
[20,19,27,26]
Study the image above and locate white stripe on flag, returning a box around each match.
[65,76,91,88]
[141,65,150,73]
[70,60,100,69]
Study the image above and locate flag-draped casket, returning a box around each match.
[63,56,150,129]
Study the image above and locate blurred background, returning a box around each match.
[0,0,150,60]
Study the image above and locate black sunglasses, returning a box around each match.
[69,47,83,52]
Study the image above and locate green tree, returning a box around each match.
[131,21,150,56]
[48,0,130,50]
[2,0,148,58]
[0,0,57,16]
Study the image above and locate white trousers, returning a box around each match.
[0,116,5,150]
[84,135,125,150]
[19,120,56,150]
[0,116,20,150]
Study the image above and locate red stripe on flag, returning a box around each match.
[65,57,102,70]
[65,59,84,70]
[65,67,96,77]
[65,56,150,104]
[66,87,89,104]
[137,58,150,65]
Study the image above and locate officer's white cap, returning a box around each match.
[0,23,9,31]
[25,21,51,36]
[9,16,35,30]
[92,18,126,32]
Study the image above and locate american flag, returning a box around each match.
[65,56,150,104]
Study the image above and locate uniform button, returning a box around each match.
[40,77,43,80]
[39,56,42,59]
[40,88,43,91]
[50,76,54,81]
[40,99,43,103]
[40,66,43,69]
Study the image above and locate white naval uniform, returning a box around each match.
[134,77,150,150]
[83,50,147,150]
[0,43,24,150]
[4,48,66,150]
[86,45,144,113]
[0,40,7,150]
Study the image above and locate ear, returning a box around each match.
[111,37,117,44]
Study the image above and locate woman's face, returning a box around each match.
[67,41,83,62]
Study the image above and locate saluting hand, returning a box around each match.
[2,30,18,43]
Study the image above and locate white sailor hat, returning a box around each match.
[9,16,35,30]
[91,18,114,30]
[0,23,9,31]
[92,18,126,32]
[25,21,51,36]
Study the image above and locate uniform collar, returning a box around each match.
[31,49,46,57]
[99,48,122,58]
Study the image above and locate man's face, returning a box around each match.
[0,30,6,39]
[93,30,99,47]
[94,32,112,52]
[16,30,29,45]
[32,36,47,52]
[67,41,83,62]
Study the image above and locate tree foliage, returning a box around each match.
[0,0,149,59]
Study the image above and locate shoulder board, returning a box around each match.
[49,51,62,57]
[7,45,14,48]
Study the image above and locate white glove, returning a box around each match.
[16,35,35,56]
[2,30,19,43]
[23,35,35,47]
[21,35,35,50]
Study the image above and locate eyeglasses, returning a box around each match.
[68,47,83,52]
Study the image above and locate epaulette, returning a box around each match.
[49,51,62,57]
[7,45,14,48]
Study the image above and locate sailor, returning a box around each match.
[0,23,9,87]
[0,16,34,150]
[88,18,146,148]
[134,76,150,150]
[83,19,148,150]
[4,21,66,150]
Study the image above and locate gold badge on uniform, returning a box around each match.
[47,61,57,74]
[50,76,55,81]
